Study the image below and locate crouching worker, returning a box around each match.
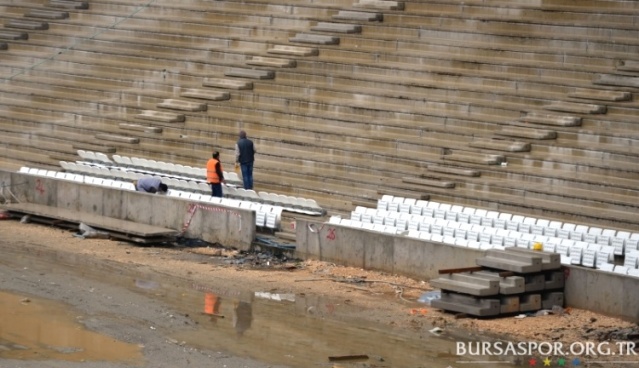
[134,176,168,194]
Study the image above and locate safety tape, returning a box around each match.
[180,203,242,236]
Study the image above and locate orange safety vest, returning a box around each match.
[206,158,222,184]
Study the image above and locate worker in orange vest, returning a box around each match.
[206,151,225,197]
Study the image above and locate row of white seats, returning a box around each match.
[76,152,242,184]
[110,153,241,183]
[19,167,137,190]
[374,196,638,255]
[20,167,282,230]
[331,215,628,273]
[61,162,324,215]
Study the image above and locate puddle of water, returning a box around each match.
[0,244,514,368]
[0,290,143,364]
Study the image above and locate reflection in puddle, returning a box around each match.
[0,290,143,364]
[1,244,513,368]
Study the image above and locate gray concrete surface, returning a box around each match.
[0,171,255,250]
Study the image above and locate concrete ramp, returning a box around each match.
[1,203,178,244]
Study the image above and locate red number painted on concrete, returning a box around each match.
[326,228,336,240]
[35,179,45,195]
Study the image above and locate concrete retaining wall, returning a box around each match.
[295,219,639,322]
[295,219,484,280]
[3,170,638,321]
[0,171,255,250]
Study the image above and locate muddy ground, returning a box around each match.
[0,220,637,368]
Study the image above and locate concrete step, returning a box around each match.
[48,0,89,9]
[542,291,564,310]
[95,134,139,144]
[495,126,557,140]
[430,273,500,296]
[180,89,230,101]
[616,60,639,73]
[332,10,383,22]
[311,22,362,34]
[24,9,69,20]
[246,56,297,68]
[157,99,207,112]
[267,45,318,57]
[568,88,632,102]
[203,78,253,90]
[135,110,185,123]
[353,0,405,11]
[467,270,525,295]
[544,271,565,290]
[503,247,561,270]
[523,274,545,292]
[118,123,163,134]
[71,142,116,154]
[401,176,455,188]
[475,249,543,273]
[224,68,275,80]
[431,292,500,317]
[469,139,531,152]
[499,296,520,314]
[426,164,480,177]
[544,101,607,115]
[4,19,49,31]
[519,294,542,312]
[0,30,28,41]
[289,33,340,45]
[443,152,505,165]
[377,188,430,201]
[519,112,582,127]
[593,74,639,88]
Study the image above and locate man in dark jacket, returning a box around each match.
[235,130,256,190]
